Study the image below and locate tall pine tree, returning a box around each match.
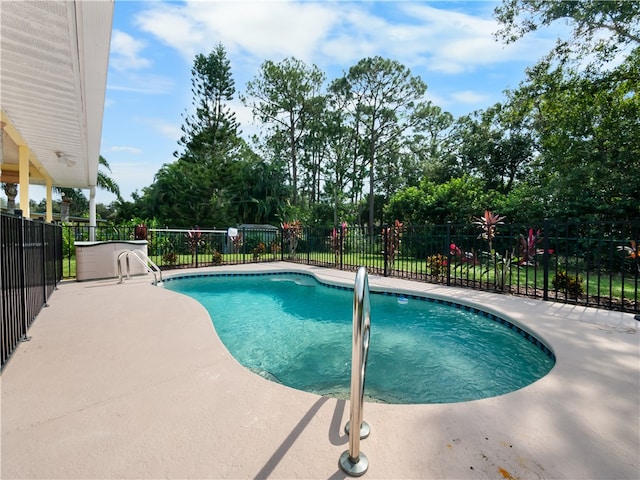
[177,42,240,165]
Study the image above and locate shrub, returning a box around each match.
[162,251,177,265]
[426,254,448,277]
[552,270,584,299]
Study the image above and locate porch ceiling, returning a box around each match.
[0,0,114,189]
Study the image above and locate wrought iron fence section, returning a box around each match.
[61,225,281,275]
[1,213,63,369]
[59,220,639,314]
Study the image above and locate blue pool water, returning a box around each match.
[164,272,555,404]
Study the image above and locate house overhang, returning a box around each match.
[0,0,114,218]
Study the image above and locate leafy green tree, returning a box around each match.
[330,56,427,231]
[511,56,640,221]
[406,102,457,185]
[243,57,325,206]
[386,175,488,225]
[454,104,533,195]
[138,43,267,227]
[224,143,290,224]
[495,0,640,221]
[495,0,640,65]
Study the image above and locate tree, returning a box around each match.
[330,56,427,231]
[407,101,457,185]
[243,57,325,206]
[385,175,488,225]
[136,43,263,227]
[454,105,533,195]
[494,0,640,65]
[494,0,640,221]
[96,155,121,199]
[177,43,240,162]
[508,55,640,221]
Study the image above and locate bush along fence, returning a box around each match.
[61,216,639,314]
[1,212,63,370]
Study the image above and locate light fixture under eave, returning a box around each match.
[55,151,76,167]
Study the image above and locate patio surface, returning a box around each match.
[1,262,638,479]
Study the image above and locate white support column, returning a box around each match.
[89,186,96,241]
[18,145,30,218]
[45,178,53,223]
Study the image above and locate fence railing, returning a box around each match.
[61,220,639,314]
[285,220,639,314]
[1,213,63,370]
[61,225,281,278]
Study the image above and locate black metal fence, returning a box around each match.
[1,213,62,369]
[286,220,639,314]
[61,225,281,278]
[61,220,639,314]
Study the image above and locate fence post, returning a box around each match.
[542,218,550,301]
[41,222,49,307]
[340,225,344,271]
[17,212,30,342]
[280,227,284,262]
[445,222,452,287]
[240,228,245,264]
[383,225,389,277]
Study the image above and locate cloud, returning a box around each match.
[130,0,562,88]
[107,74,175,95]
[135,1,340,64]
[109,146,143,155]
[110,30,152,71]
[108,160,164,201]
[450,90,492,105]
[135,117,182,141]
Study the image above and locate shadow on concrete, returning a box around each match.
[253,396,332,479]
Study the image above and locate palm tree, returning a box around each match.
[96,155,121,199]
[57,155,121,201]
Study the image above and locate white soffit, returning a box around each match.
[1,0,114,189]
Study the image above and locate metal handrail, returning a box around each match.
[117,250,163,285]
[339,266,371,476]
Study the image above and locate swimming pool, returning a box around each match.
[163,272,555,404]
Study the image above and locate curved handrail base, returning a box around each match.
[344,420,370,439]
[339,450,369,477]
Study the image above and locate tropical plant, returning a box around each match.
[472,210,513,289]
[185,227,205,265]
[617,240,639,273]
[329,222,347,265]
[426,254,448,277]
[449,243,479,268]
[552,270,585,299]
[473,210,506,253]
[282,220,303,259]
[252,242,266,259]
[382,219,403,272]
[518,228,542,266]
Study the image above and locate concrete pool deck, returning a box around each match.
[1,262,638,479]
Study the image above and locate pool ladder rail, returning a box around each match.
[117,250,163,286]
[339,266,371,477]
